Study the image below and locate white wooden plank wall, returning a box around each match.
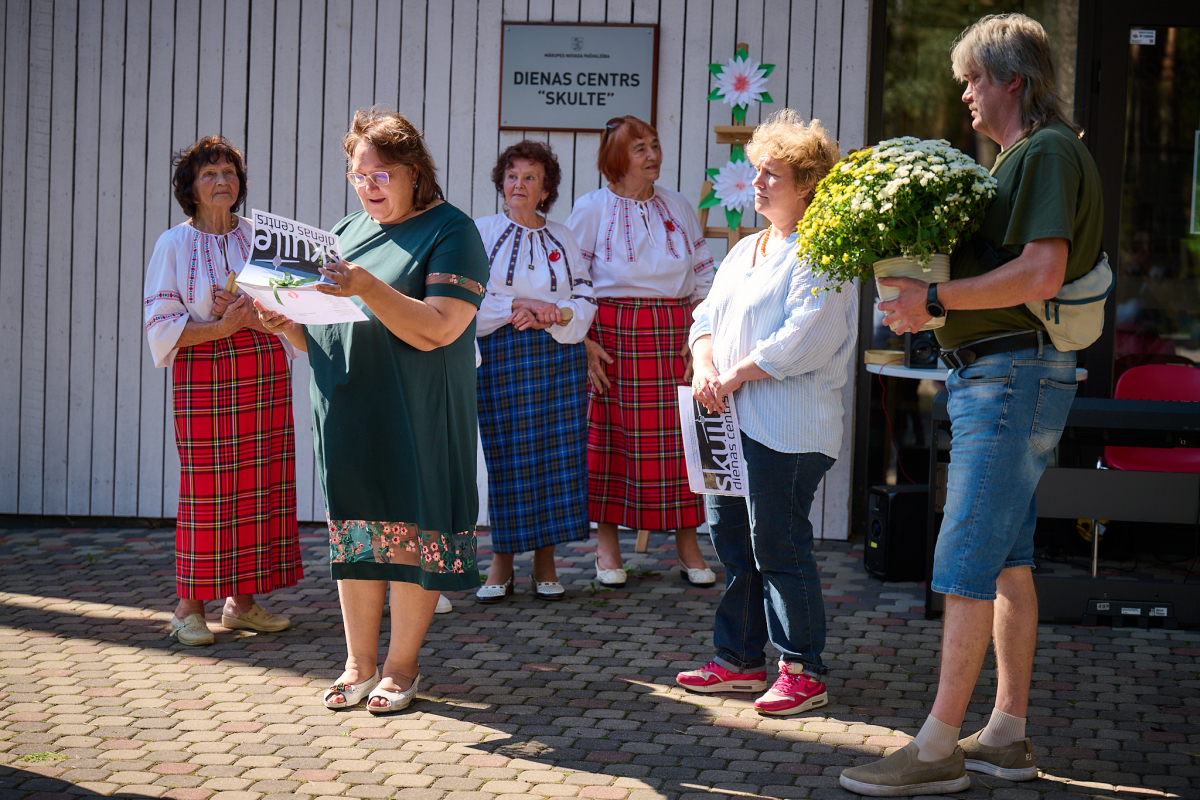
[0,0,869,539]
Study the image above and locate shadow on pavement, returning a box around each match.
[1,764,166,798]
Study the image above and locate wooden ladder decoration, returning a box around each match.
[695,124,765,249]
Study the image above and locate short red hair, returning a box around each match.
[597,115,658,183]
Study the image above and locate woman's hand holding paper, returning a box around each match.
[316,258,377,298]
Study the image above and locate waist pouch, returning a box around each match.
[1024,251,1112,351]
[963,236,1111,352]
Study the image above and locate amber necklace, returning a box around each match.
[758,225,773,258]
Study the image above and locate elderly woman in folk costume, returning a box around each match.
[143,135,301,647]
[676,110,856,717]
[565,115,717,590]
[473,140,596,603]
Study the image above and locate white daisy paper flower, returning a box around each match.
[713,57,771,107]
[711,158,758,212]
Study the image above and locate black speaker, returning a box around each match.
[865,485,929,582]
[904,331,941,369]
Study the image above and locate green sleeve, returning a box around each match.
[1003,146,1081,251]
[424,213,490,308]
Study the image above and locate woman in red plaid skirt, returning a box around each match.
[144,136,302,647]
[564,116,718,590]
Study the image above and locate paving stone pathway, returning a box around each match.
[1,524,1197,799]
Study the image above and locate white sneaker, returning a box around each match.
[434,594,453,614]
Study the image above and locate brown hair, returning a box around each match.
[171,135,248,217]
[745,110,841,195]
[596,115,658,183]
[491,140,563,213]
[342,106,444,210]
[951,13,1082,137]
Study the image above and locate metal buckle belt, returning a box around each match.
[940,331,1042,370]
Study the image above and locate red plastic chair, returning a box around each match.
[1104,364,1200,473]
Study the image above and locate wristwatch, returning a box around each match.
[925,283,946,318]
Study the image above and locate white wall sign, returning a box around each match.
[499,23,658,132]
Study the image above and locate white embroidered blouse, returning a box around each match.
[142,217,292,368]
[473,214,597,344]
[564,186,715,303]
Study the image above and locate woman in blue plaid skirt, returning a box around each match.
[474,141,597,603]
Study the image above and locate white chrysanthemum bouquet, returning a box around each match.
[797,137,997,286]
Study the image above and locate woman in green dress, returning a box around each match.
[257,107,489,715]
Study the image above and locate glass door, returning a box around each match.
[1084,4,1200,397]
[1113,25,1200,380]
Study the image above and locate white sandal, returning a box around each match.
[367,673,421,716]
[322,669,381,710]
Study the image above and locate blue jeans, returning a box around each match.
[706,433,834,676]
[933,339,1077,600]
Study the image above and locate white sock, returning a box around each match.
[978,708,1026,747]
[912,715,961,762]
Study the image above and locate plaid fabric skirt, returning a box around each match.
[172,328,302,600]
[588,297,704,531]
[477,325,589,554]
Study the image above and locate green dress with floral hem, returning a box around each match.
[305,203,489,592]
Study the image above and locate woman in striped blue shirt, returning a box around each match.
[676,110,859,717]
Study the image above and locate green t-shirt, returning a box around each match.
[304,203,490,529]
[938,120,1104,349]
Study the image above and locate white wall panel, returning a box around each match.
[88,0,127,515]
[20,0,52,514]
[0,1,30,512]
[0,0,869,538]
[114,1,150,518]
[46,0,80,515]
[67,1,102,516]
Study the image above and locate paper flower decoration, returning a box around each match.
[710,159,757,213]
[699,147,757,230]
[708,48,774,124]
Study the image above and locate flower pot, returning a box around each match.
[873,253,951,332]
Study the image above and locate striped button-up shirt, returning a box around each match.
[689,232,859,457]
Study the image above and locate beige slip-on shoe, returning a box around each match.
[839,742,970,796]
[169,613,214,646]
[220,603,291,632]
[959,730,1039,780]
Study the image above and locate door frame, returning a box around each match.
[1075,0,1200,399]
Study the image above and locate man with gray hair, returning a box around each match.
[840,13,1103,796]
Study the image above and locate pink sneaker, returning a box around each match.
[676,660,769,693]
[754,661,828,716]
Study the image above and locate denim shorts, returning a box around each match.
[931,340,1077,600]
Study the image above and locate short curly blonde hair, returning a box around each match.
[745,109,840,194]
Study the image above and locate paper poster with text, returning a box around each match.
[677,387,749,497]
[248,208,341,277]
[235,209,367,325]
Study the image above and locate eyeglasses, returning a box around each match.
[346,169,395,187]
